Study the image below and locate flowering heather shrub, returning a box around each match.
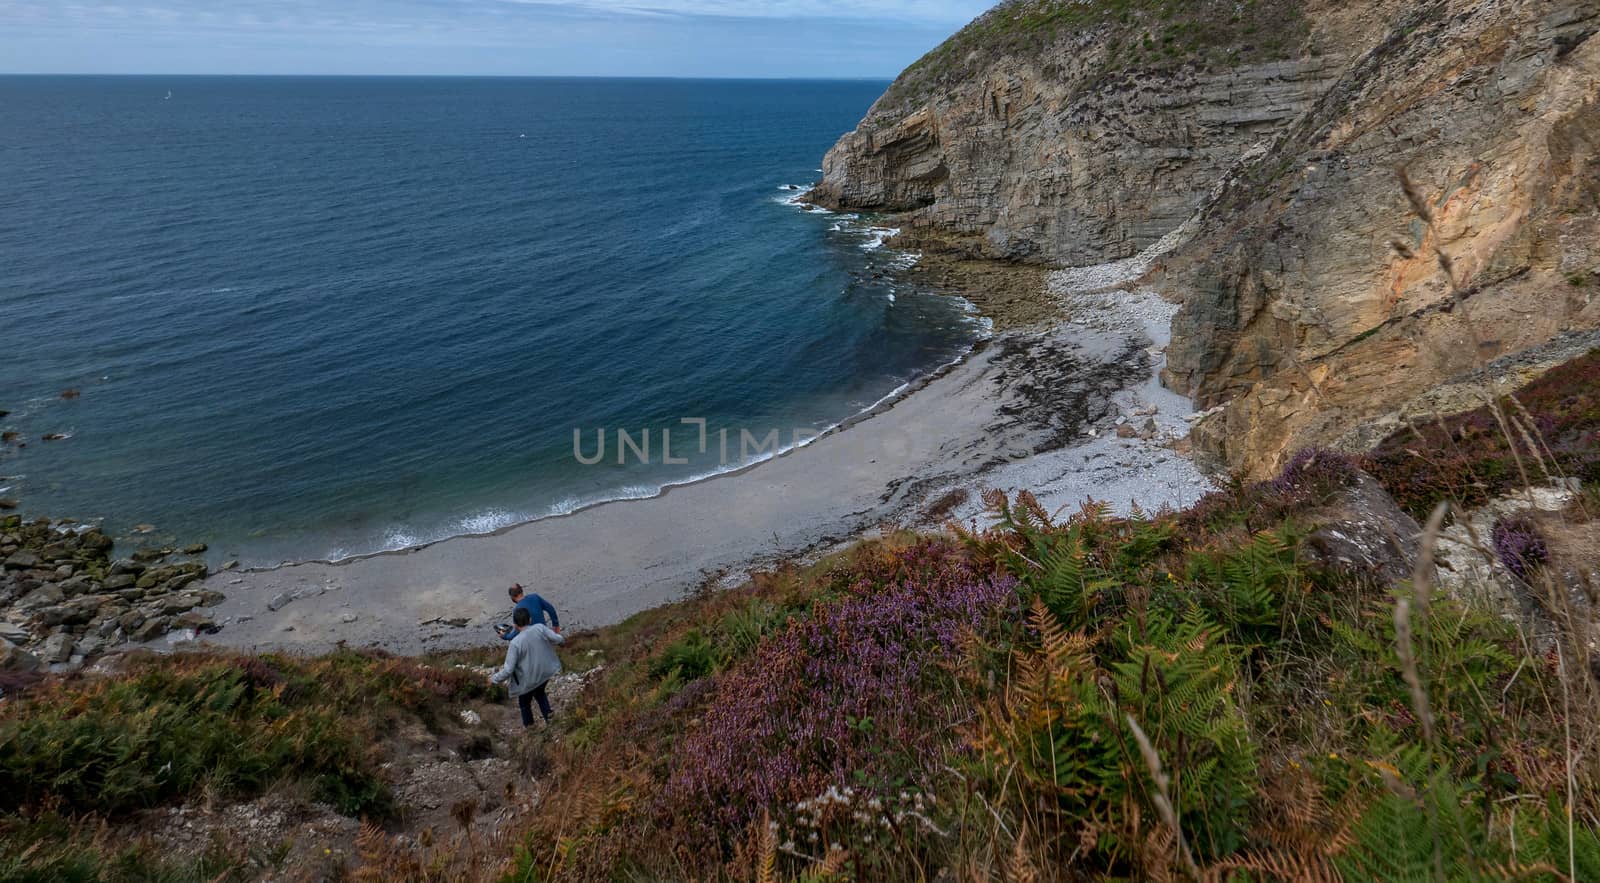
[658,539,1015,838]
[1182,447,1360,535]
[1492,515,1548,581]
[1269,447,1362,494]
[1367,349,1600,518]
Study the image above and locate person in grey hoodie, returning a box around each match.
[489,606,565,726]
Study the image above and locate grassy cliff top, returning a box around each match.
[876,0,1312,117]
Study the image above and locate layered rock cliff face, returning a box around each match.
[1163,0,1600,475]
[808,0,1354,263]
[815,0,1600,475]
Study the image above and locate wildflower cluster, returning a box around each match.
[659,538,1014,838]
[1182,446,1360,534]
[1491,514,1549,581]
[775,784,942,860]
[1367,348,1600,517]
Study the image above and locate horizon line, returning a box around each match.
[0,72,895,82]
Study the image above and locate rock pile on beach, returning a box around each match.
[0,514,220,673]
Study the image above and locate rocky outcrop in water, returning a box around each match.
[0,515,220,673]
[813,0,1600,475]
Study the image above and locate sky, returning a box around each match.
[0,0,995,78]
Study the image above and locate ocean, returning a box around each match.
[0,76,985,565]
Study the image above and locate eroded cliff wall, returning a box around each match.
[809,0,1365,264]
[1163,0,1600,475]
[815,0,1600,475]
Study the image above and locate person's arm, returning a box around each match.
[537,595,560,630]
[539,623,565,645]
[489,641,518,685]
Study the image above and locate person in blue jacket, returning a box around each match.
[497,582,560,640]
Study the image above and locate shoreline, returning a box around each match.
[192,243,1216,654]
[228,335,995,576]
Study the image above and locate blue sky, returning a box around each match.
[1,0,994,77]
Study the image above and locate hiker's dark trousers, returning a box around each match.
[517,680,552,727]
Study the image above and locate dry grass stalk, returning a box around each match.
[1125,714,1200,881]
[1397,165,1463,294]
[1393,596,1437,746]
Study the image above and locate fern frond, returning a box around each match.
[755,809,777,883]
[1203,848,1342,882]
[1007,822,1039,883]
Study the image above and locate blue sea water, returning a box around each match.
[0,77,983,565]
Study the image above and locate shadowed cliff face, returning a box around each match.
[814,0,1600,475]
[807,0,1348,264]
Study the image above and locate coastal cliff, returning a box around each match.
[813,0,1600,474]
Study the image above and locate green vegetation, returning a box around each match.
[0,648,498,880]
[514,453,1599,880]
[1366,348,1600,518]
[0,814,262,883]
[882,0,1311,112]
[4,362,1597,881]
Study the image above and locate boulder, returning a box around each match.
[1301,472,1427,585]
[131,547,171,564]
[117,610,146,632]
[78,529,113,554]
[182,543,208,555]
[0,622,29,643]
[3,550,39,570]
[102,573,137,591]
[61,596,105,625]
[158,573,201,594]
[172,610,216,632]
[39,633,75,664]
[32,605,70,627]
[57,575,93,597]
[108,559,143,576]
[129,617,169,643]
[17,584,64,610]
[0,638,41,672]
[159,591,204,614]
[40,541,76,561]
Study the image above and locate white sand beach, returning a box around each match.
[200,260,1215,654]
